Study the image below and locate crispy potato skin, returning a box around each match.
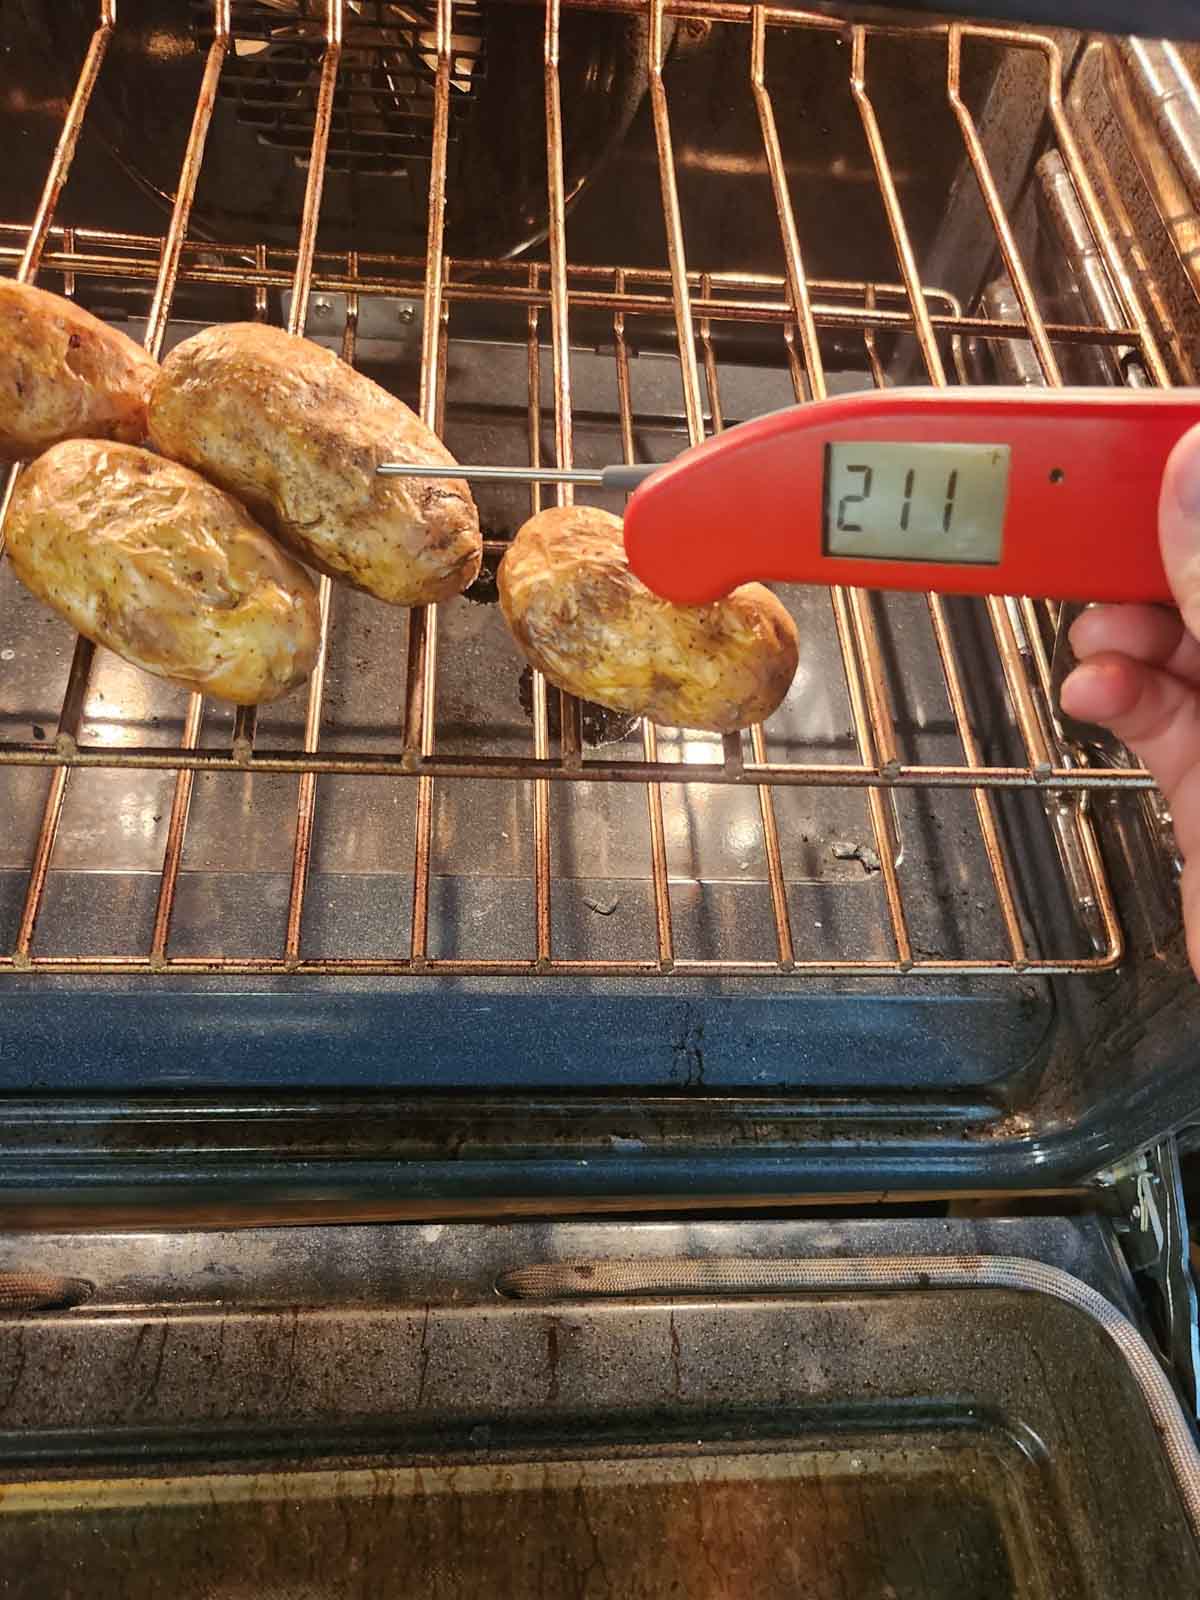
[6,440,321,706]
[0,280,159,462]
[499,505,799,733]
[148,323,482,606]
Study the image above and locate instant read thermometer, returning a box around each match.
[379,387,1200,606]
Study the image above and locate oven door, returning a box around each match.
[0,1214,1198,1597]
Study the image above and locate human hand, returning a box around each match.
[1060,421,1200,979]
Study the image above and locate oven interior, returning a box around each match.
[4,2,1200,1590]
[0,3,1198,1215]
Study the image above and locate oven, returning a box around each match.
[2,2,1200,1593]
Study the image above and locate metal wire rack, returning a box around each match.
[0,0,1182,982]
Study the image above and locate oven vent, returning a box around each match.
[189,0,486,177]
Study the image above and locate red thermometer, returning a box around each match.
[622,387,1197,606]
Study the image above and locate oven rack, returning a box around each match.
[0,0,1187,982]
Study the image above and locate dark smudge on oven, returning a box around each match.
[517,665,638,750]
[462,527,508,607]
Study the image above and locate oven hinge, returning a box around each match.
[1096,1137,1200,1420]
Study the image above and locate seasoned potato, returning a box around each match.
[499,505,799,733]
[0,280,158,462]
[148,323,482,606]
[6,440,321,706]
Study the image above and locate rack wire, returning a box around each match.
[0,0,1182,981]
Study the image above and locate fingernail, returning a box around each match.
[1067,603,1100,652]
[1058,663,1096,717]
[1167,423,1200,520]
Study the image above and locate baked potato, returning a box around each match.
[498,505,799,732]
[147,322,482,606]
[0,279,159,462]
[5,440,321,706]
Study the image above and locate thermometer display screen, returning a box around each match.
[823,441,1010,565]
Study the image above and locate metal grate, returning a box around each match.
[189,0,485,176]
[0,0,1184,982]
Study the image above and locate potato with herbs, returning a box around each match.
[499,505,799,733]
[5,440,321,705]
[0,279,159,462]
[148,322,482,606]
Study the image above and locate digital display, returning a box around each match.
[823,441,1010,565]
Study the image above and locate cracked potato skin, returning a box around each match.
[148,323,482,606]
[5,440,321,705]
[0,280,159,462]
[498,505,799,732]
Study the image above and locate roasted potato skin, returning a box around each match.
[0,280,159,462]
[499,505,799,733]
[148,323,482,606]
[5,440,321,706]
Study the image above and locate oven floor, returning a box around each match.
[0,347,1089,1098]
[0,353,1035,965]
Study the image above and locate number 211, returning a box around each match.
[837,465,960,533]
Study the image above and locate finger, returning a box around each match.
[1059,651,1200,803]
[1160,421,1200,642]
[1069,604,1200,685]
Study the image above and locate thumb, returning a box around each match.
[1160,421,1200,641]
